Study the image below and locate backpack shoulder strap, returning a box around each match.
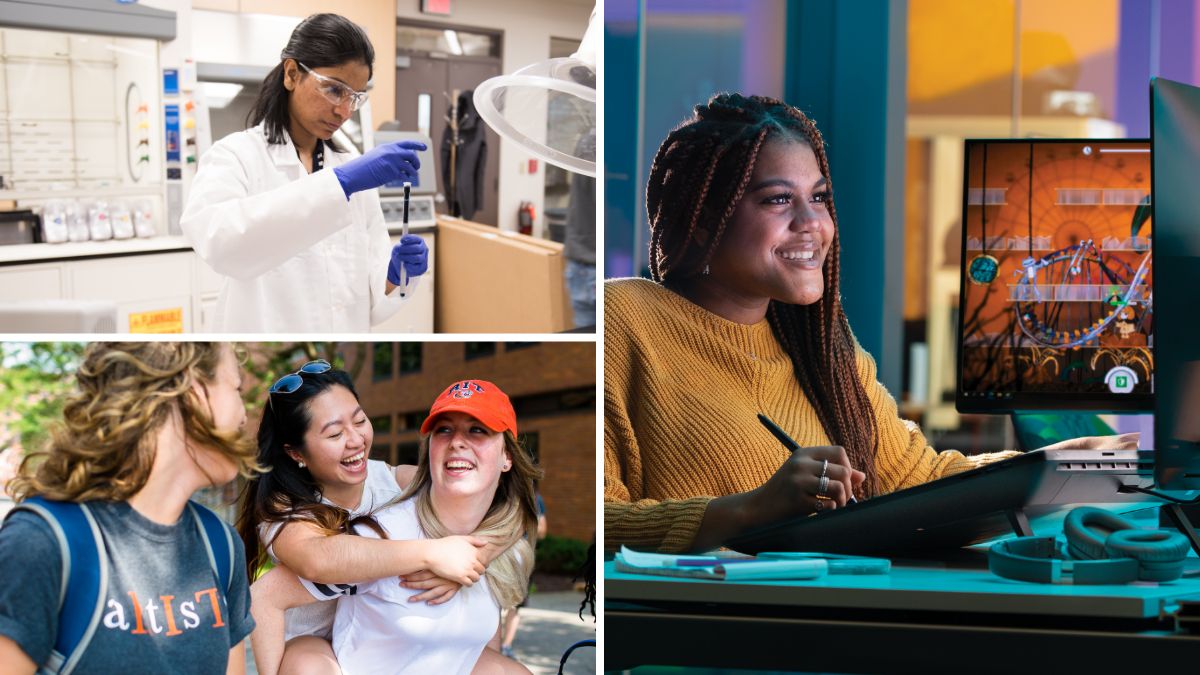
[187,501,233,596]
[7,497,108,675]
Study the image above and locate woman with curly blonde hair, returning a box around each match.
[0,342,260,675]
[251,379,541,675]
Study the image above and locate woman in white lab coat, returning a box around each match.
[182,13,427,333]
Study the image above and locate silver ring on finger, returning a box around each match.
[820,458,829,479]
[818,474,829,497]
[814,498,824,512]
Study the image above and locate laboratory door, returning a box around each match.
[396,55,500,227]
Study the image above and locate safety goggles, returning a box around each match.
[298,62,369,112]
[269,360,332,396]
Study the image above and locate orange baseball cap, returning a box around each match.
[420,380,517,435]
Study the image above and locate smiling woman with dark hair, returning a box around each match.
[603,93,1136,555]
[236,362,490,675]
[250,379,541,675]
[181,13,429,333]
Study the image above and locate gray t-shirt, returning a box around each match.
[0,500,254,674]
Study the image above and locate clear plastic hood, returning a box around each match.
[472,57,596,177]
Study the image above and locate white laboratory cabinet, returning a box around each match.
[0,229,436,333]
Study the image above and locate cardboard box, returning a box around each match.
[435,216,572,332]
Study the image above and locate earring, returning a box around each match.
[297,461,306,469]
[702,264,710,276]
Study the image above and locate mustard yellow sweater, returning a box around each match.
[604,278,1017,553]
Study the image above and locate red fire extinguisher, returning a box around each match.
[518,201,536,236]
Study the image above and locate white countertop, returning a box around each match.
[0,236,193,264]
[1,224,438,265]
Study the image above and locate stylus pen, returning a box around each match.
[757,413,858,504]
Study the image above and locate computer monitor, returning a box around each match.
[956,138,1154,413]
[1150,77,1200,491]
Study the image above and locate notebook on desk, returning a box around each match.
[726,448,1161,556]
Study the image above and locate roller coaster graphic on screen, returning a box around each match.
[958,140,1153,406]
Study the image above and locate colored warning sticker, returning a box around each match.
[129,308,184,334]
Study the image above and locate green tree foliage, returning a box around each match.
[240,342,367,419]
[534,534,590,576]
[0,342,86,457]
[0,342,367,501]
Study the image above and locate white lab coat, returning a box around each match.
[181,124,403,332]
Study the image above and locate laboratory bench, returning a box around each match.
[0,226,436,333]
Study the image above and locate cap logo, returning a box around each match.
[449,381,485,399]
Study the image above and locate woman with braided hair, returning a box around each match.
[604,93,1136,553]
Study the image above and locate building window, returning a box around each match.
[371,415,392,435]
[397,441,421,466]
[520,431,540,464]
[370,443,391,463]
[505,342,538,351]
[511,387,595,417]
[399,343,422,374]
[402,411,424,430]
[464,342,496,360]
[373,344,394,381]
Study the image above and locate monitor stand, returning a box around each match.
[1002,499,1200,557]
[1006,508,1033,537]
[1162,504,1200,557]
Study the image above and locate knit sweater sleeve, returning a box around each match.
[856,347,1019,494]
[603,282,711,553]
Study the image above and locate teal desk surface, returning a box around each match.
[606,560,1200,619]
[607,555,1200,671]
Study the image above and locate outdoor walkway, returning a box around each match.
[244,589,596,674]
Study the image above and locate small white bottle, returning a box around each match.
[133,199,156,238]
[88,201,113,241]
[111,201,135,239]
[67,201,90,242]
[41,200,70,244]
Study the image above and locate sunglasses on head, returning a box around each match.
[269,360,332,395]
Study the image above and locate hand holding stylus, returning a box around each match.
[756,413,863,514]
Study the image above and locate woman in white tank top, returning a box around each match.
[237,363,494,674]
[250,378,541,675]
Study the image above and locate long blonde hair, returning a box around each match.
[8,342,260,503]
[401,430,543,609]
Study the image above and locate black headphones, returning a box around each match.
[988,507,1190,584]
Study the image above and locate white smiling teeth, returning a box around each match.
[341,451,365,464]
[780,250,815,261]
[446,460,473,470]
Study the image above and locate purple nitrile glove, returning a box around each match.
[388,234,428,285]
[334,141,426,199]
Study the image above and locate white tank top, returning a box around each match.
[331,499,501,675]
[258,459,404,640]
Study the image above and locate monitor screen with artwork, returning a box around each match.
[956,138,1153,413]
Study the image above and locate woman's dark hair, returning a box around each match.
[246,13,375,148]
[646,92,879,498]
[235,367,379,580]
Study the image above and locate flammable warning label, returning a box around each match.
[129,307,184,333]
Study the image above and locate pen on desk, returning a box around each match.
[757,413,858,504]
[675,558,759,566]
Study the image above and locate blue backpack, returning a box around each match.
[4,496,234,675]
